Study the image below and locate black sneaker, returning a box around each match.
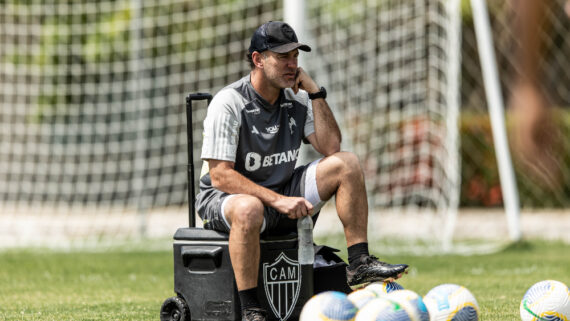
[346,255,408,289]
[242,307,268,321]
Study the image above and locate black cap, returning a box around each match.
[248,21,311,54]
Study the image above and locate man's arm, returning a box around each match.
[207,159,313,219]
[292,67,341,156]
[305,98,341,156]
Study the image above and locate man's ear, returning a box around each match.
[252,51,265,69]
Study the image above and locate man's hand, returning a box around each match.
[292,67,319,95]
[272,195,314,219]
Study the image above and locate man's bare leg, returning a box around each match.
[225,194,264,290]
[225,194,268,319]
[314,152,368,247]
[314,151,408,288]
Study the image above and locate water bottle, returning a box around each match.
[297,215,314,265]
[298,215,315,303]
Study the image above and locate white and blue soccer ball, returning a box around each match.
[423,284,479,321]
[520,280,570,321]
[300,291,358,321]
[355,297,414,321]
[365,281,404,298]
[347,288,378,310]
[387,289,430,321]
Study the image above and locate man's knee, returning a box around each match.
[226,195,264,230]
[339,151,361,168]
[327,151,363,178]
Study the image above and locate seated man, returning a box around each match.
[196,21,408,321]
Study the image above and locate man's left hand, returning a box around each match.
[292,67,319,95]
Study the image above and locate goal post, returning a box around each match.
[470,0,521,241]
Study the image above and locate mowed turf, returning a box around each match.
[0,239,568,320]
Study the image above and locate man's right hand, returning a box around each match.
[272,196,314,220]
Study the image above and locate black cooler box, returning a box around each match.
[171,227,313,321]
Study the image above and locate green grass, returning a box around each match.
[0,249,173,320]
[396,241,570,320]
[0,239,569,320]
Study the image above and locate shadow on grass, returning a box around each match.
[500,239,534,252]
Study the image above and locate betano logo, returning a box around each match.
[244,149,299,172]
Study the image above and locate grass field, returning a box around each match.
[0,238,569,320]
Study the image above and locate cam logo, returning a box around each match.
[263,253,301,321]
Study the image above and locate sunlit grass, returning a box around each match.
[0,239,568,320]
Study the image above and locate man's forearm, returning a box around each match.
[210,167,282,206]
[312,98,341,155]
[292,67,341,155]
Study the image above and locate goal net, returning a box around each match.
[0,0,460,248]
[303,0,461,246]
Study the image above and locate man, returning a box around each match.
[196,21,408,321]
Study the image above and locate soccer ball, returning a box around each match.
[365,281,404,297]
[300,291,358,321]
[423,284,479,321]
[387,289,430,321]
[347,288,378,309]
[355,297,415,321]
[520,280,570,321]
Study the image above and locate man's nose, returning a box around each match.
[286,57,298,68]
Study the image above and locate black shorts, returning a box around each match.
[195,160,323,237]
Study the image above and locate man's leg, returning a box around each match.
[224,194,268,320]
[313,152,368,246]
[314,151,408,288]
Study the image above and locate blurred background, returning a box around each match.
[0,0,568,249]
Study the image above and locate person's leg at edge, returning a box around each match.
[314,151,408,288]
[224,194,268,319]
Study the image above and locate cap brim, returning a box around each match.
[269,42,312,53]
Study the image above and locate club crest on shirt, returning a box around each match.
[289,117,296,135]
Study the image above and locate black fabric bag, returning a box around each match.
[313,245,352,294]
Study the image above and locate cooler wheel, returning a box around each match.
[160,296,190,321]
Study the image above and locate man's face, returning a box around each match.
[260,49,299,89]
